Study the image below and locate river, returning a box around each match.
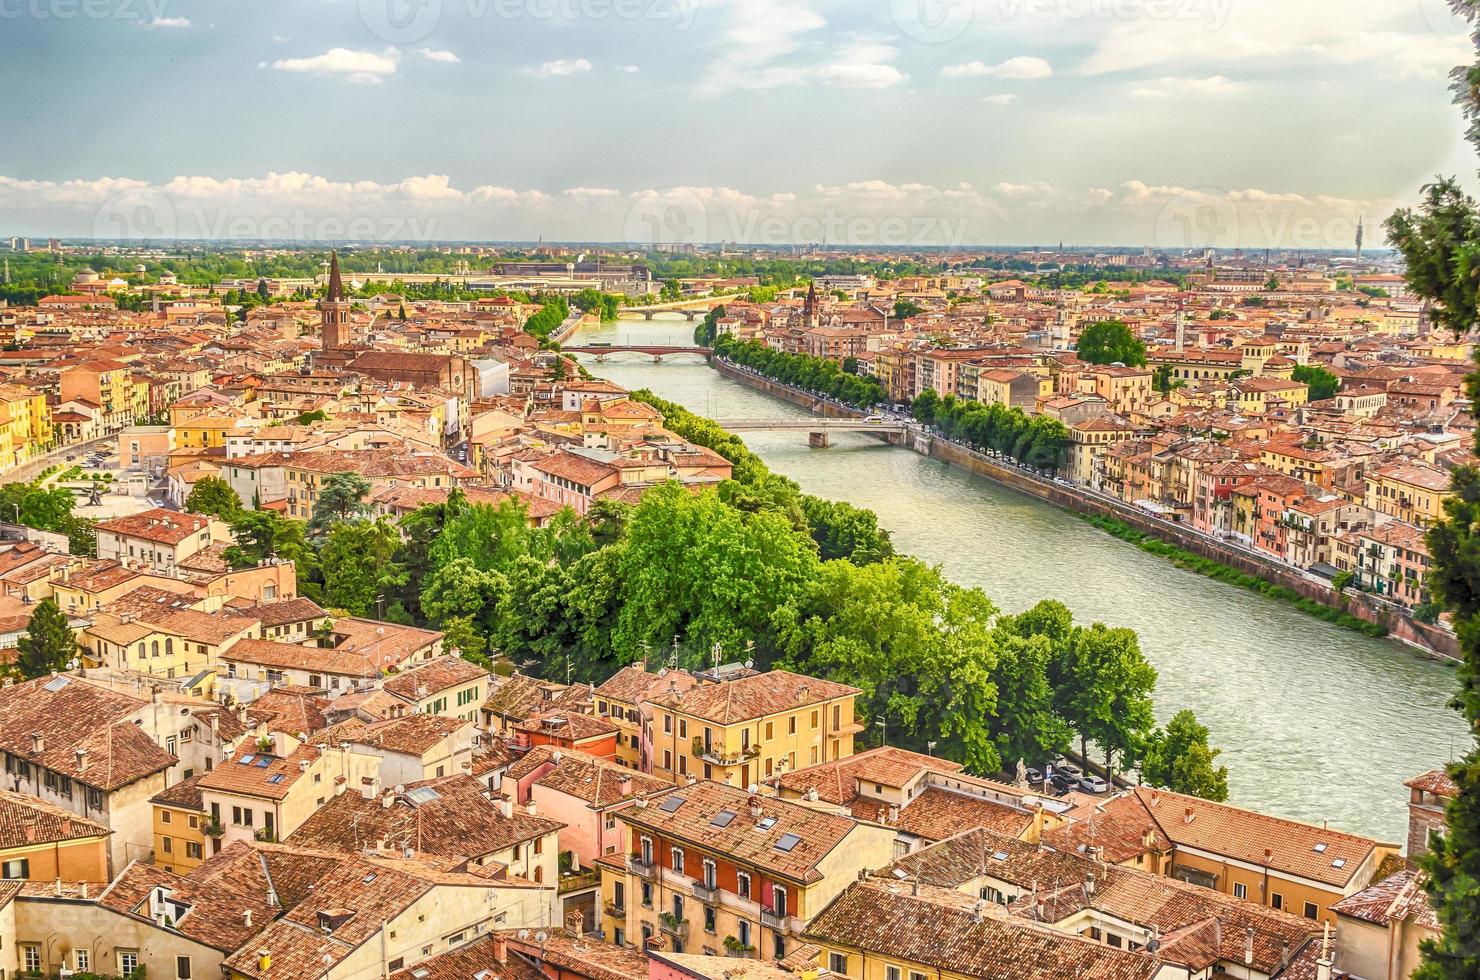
[574,313,1467,844]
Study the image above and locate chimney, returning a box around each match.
[75,748,87,771]
[526,801,538,816]
[619,776,633,796]
[1315,922,1333,980]
[1244,926,1255,966]
[79,882,88,899]
[748,795,762,818]
[61,818,71,835]
[382,791,396,809]
[258,950,271,973]
[243,908,253,928]
[499,799,514,819]
[360,777,379,801]
[1183,806,1194,825]
[30,732,43,753]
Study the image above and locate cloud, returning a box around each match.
[614,64,641,73]
[695,0,826,96]
[818,40,905,89]
[1133,76,1245,98]
[981,94,1017,105]
[270,47,401,84]
[271,34,290,42]
[143,16,190,28]
[532,58,592,77]
[565,187,621,197]
[942,56,1052,79]
[1079,1,1468,80]
[418,48,461,64]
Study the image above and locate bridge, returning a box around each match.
[713,417,907,447]
[619,296,734,320]
[562,344,713,362]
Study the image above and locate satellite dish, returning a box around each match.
[517,930,529,940]
[535,932,548,943]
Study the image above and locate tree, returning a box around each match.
[912,388,941,425]
[694,304,726,346]
[225,509,309,571]
[185,476,242,519]
[893,300,924,320]
[308,472,372,535]
[320,518,404,616]
[1387,12,1480,974]
[1055,623,1158,784]
[1075,320,1147,367]
[16,598,77,679]
[1291,364,1340,401]
[1142,709,1229,801]
[1265,273,1281,291]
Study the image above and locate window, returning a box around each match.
[641,881,653,907]
[678,719,687,739]
[737,918,752,948]
[1304,902,1318,920]
[22,945,39,972]
[736,872,751,899]
[810,710,819,729]
[703,905,716,934]
[120,951,140,977]
[163,836,173,854]
[162,809,172,824]
[1233,883,1247,900]
[788,716,796,735]
[765,722,773,740]
[664,715,672,734]
[886,967,901,980]
[177,956,192,979]
[75,949,89,972]
[2,858,28,879]
[773,885,788,916]
[829,953,848,975]
[186,841,202,860]
[774,933,785,959]
[1271,893,1284,911]
[671,846,685,875]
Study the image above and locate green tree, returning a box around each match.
[1291,364,1340,401]
[893,299,924,320]
[1389,16,1480,975]
[800,496,894,564]
[16,598,77,679]
[1141,709,1229,801]
[225,510,310,571]
[694,304,726,346]
[185,476,242,520]
[912,388,941,425]
[320,518,404,616]
[1075,320,1147,367]
[1058,623,1158,784]
[308,472,372,535]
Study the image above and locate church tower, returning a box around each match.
[319,251,352,350]
[803,279,818,329]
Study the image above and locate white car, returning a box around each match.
[1079,774,1109,794]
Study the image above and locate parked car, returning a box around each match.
[1055,760,1083,779]
[1079,773,1109,794]
[1048,773,1076,793]
[1024,767,1043,784]
[65,454,76,461]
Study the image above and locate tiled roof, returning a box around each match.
[386,935,545,980]
[320,714,469,756]
[93,509,212,545]
[592,664,688,704]
[1134,787,1392,888]
[151,772,207,812]
[0,787,112,846]
[623,780,858,884]
[1331,868,1438,931]
[651,669,860,725]
[1040,793,1166,865]
[1404,769,1458,798]
[381,654,487,701]
[197,744,319,801]
[884,826,1090,892]
[777,747,959,805]
[803,881,1159,980]
[0,675,176,790]
[284,775,563,864]
[860,786,1035,842]
[516,746,670,808]
[97,861,276,953]
[514,709,618,741]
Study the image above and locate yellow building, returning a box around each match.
[151,774,208,874]
[0,788,111,884]
[0,384,51,464]
[173,414,249,450]
[1228,376,1309,414]
[601,780,895,960]
[1365,461,1453,528]
[648,670,863,789]
[594,664,697,770]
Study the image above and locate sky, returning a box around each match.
[1,0,1476,247]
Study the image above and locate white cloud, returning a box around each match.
[271,34,290,42]
[1079,1,1468,80]
[614,64,641,73]
[818,40,905,89]
[418,48,461,64]
[981,94,1017,105]
[532,58,592,77]
[271,47,401,84]
[143,16,190,28]
[565,187,621,197]
[1134,75,1246,98]
[943,56,1052,79]
[695,0,826,96]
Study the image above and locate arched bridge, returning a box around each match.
[713,417,907,447]
[619,297,734,319]
[563,344,713,361]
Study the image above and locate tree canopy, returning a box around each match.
[1291,364,1340,402]
[1075,320,1148,367]
[185,476,242,520]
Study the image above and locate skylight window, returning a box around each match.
[407,786,440,806]
[1312,843,1327,853]
[991,851,1010,862]
[1331,858,1346,869]
[237,754,255,765]
[775,833,802,852]
[255,757,271,767]
[756,816,778,830]
[43,676,70,692]
[710,810,735,828]
[659,796,685,813]
[267,774,285,784]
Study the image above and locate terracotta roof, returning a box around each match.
[516,746,670,808]
[651,669,860,725]
[1404,769,1458,798]
[623,780,860,884]
[514,708,617,741]
[778,747,960,805]
[319,713,469,756]
[386,935,545,980]
[197,743,320,801]
[151,772,207,812]
[93,509,213,545]
[1331,868,1439,930]
[285,774,563,863]
[381,654,487,701]
[0,787,112,847]
[98,862,276,952]
[0,675,176,790]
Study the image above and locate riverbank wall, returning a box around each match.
[712,360,1460,662]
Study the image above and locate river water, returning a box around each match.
[574,314,1467,844]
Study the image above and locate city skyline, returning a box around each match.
[2,0,1475,245]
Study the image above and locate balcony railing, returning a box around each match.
[760,909,792,932]
[604,901,625,919]
[692,880,720,904]
[659,913,689,939]
[628,856,655,878]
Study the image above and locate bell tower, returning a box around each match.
[319,251,351,349]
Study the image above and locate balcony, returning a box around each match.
[559,869,600,894]
[691,880,720,904]
[604,901,626,919]
[658,913,689,940]
[760,909,793,932]
[628,856,656,878]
